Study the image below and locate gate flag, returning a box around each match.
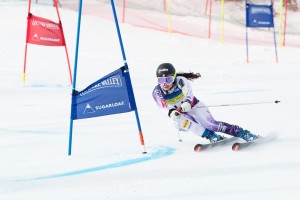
[71,67,137,120]
[23,0,72,85]
[68,0,146,156]
[245,1,278,63]
[26,14,66,46]
[246,4,274,28]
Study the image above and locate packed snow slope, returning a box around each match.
[0,1,300,200]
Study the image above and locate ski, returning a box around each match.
[232,136,264,151]
[194,137,238,152]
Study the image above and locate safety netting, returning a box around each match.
[33,0,300,47]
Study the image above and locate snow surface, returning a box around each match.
[1,1,300,200]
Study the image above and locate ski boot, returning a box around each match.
[202,129,224,143]
[237,128,259,142]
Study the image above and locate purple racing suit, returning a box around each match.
[152,76,241,137]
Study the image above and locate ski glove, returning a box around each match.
[168,108,181,121]
[181,102,191,112]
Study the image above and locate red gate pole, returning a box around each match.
[23,0,32,83]
[208,0,212,38]
[54,0,72,84]
[122,0,126,23]
[205,0,209,14]
[283,0,288,46]
[23,43,28,84]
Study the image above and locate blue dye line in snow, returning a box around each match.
[33,146,175,180]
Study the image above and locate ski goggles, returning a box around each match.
[157,75,175,85]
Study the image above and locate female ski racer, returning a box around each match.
[152,63,259,143]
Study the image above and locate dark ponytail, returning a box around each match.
[177,72,201,81]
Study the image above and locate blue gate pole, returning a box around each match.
[245,0,249,63]
[272,27,279,63]
[110,0,147,154]
[246,27,249,63]
[68,0,83,156]
[270,0,278,63]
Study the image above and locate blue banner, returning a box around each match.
[246,4,274,28]
[71,67,136,120]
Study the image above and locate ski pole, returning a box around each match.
[196,100,280,108]
[177,130,182,142]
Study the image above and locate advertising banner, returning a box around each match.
[246,4,274,28]
[71,68,137,120]
[26,14,66,46]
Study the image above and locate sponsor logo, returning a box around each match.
[83,103,95,114]
[158,68,168,72]
[181,119,190,129]
[32,19,59,29]
[32,33,39,41]
[250,7,271,15]
[80,75,122,96]
[160,100,167,108]
[39,36,61,42]
[165,92,184,104]
[95,101,124,110]
[253,20,271,25]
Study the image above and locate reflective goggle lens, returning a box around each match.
[157,76,174,85]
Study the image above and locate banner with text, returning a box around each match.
[246,4,274,28]
[26,14,66,46]
[71,67,137,120]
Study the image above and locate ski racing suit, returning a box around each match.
[152,76,241,138]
